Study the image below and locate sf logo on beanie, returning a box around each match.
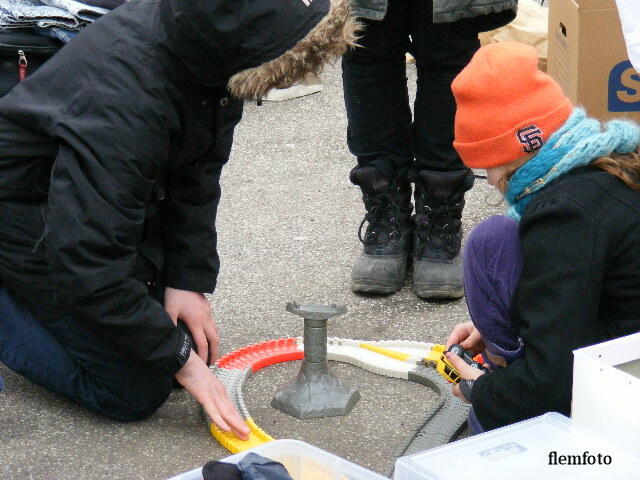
[517,125,544,153]
[300,0,313,5]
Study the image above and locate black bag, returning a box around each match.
[0,30,63,97]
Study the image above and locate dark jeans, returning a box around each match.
[0,287,173,421]
[342,0,481,180]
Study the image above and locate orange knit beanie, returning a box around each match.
[452,42,573,169]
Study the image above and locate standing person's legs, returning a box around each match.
[342,0,414,294]
[342,0,412,178]
[408,2,479,299]
[463,215,523,434]
[0,287,173,421]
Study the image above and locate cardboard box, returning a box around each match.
[547,0,640,122]
[480,0,550,72]
[572,331,640,459]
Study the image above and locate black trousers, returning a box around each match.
[342,0,481,180]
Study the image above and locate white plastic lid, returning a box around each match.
[394,413,640,480]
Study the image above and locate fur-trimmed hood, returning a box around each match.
[160,0,359,99]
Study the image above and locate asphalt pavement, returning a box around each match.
[0,62,502,480]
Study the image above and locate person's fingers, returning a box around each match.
[219,407,250,440]
[446,351,470,374]
[207,408,232,433]
[210,382,250,439]
[445,331,460,349]
[175,356,250,440]
[446,352,484,380]
[193,329,208,363]
[459,328,482,351]
[445,322,473,349]
[164,304,179,326]
[204,322,219,365]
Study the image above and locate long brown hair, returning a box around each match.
[591,151,640,189]
[498,150,640,192]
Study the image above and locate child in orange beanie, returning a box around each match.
[443,42,640,433]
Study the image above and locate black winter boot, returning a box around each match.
[412,169,474,299]
[350,166,413,294]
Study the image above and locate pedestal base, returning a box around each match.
[271,363,361,419]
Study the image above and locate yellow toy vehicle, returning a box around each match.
[424,344,487,384]
[424,344,460,383]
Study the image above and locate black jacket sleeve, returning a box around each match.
[162,96,243,293]
[471,194,608,430]
[42,93,190,376]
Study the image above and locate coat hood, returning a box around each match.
[160,0,359,100]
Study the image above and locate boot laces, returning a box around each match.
[358,190,404,246]
[416,196,461,249]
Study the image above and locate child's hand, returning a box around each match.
[175,352,250,440]
[446,351,487,403]
[445,321,485,354]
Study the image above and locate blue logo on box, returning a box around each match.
[608,61,640,112]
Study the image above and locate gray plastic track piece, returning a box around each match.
[401,364,471,456]
[212,367,250,417]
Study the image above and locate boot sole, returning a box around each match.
[351,253,408,295]
[351,279,403,295]
[413,257,464,300]
[413,284,464,300]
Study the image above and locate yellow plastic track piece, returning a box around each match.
[210,418,274,454]
[359,343,412,362]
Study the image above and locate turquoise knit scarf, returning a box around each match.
[505,108,640,220]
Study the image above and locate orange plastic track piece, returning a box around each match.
[216,338,302,371]
[251,351,304,373]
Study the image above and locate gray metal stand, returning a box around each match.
[271,302,361,419]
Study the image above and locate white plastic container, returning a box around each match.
[572,331,640,458]
[394,413,640,480]
[166,439,387,480]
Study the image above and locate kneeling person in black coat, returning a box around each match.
[0,0,358,437]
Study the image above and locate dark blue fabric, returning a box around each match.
[202,460,242,480]
[463,215,524,361]
[0,287,173,421]
[462,215,524,433]
[341,0,480,179]
[238,453,293,480]
[467,406,484,435]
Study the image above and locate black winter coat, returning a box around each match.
[0,0,332,375]
[472,166,640,430]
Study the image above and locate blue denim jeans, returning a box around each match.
[0,287,173,421]
[342,0,480,179]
